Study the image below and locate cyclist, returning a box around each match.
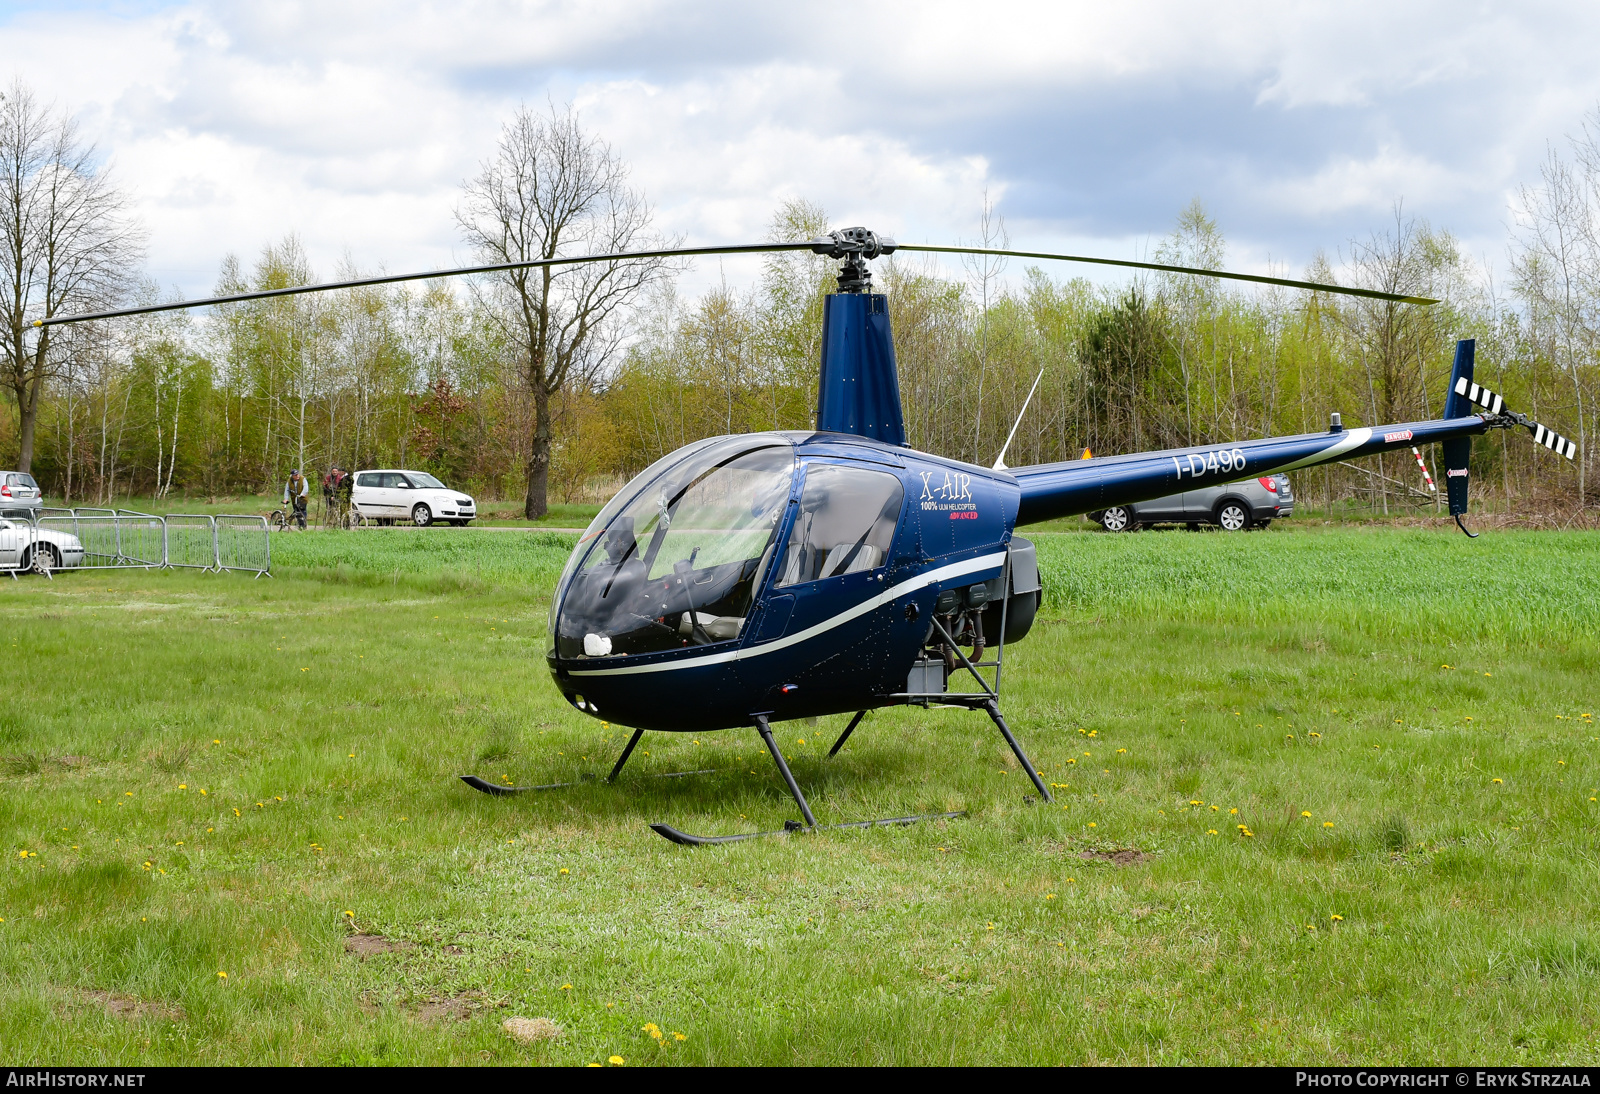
[283,469,309,530]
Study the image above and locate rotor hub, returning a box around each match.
[809,227,897,293]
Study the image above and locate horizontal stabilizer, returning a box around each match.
[1452,376,1577,460]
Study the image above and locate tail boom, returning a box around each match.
[1012,416,1488,526]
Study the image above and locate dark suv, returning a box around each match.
[1090,474,1292,531]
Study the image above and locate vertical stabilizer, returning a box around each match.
[816,293,906,445]
[1442,339,1475,517]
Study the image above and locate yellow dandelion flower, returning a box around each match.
[986,923,994,930]
[1088,822,1096,827]
[1330,914,1343,922]
[1045,893,1055,899]
[1229,808,1238,815]
[217,971,227,979]
[1323,822,1334,828]
[178,784,187,790]
[213,739,220,744]
[1207,829,1218,835]
[1189,800,1201,806]
[1492,778,1503,784]
[1301,811,1312,819]
[673,1032,686,1042]
[344,910,354,917]
[797,739,805,745]
[1117,748,1127,754]
[1210,805,1219,812]
[609,1056,624,1066]
[562,984,573,990]
[560,868,569,875]
[1305,924,1316,931]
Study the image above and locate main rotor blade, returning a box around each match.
[896,244,1439,305]
[34,241,817,328]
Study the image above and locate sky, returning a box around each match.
[2,0,1597,302]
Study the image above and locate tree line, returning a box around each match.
[2,78,1597,518]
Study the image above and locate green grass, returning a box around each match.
[2,527,1598,1065]
[38,494,600,530]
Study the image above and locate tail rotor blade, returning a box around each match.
[1452,377,1577,460]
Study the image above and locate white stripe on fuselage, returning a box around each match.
[1254,428,1373,475]
[566,551,1008,677]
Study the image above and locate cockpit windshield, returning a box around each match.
[555,438,795,659]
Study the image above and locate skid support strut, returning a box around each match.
[756,714,817,827]
[926,615,1053,805]
[608,728,645,783]
[827,710,868,758]
[983,699,1052,803]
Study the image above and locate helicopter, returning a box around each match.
[40,226,1579,844]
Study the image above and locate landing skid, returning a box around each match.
[650,811,966,846]
[458,769,714,796]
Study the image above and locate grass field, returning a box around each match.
[2,525,1598,1065]
[44,493,604,530]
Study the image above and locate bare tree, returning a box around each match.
[0,80,143,474]
[456,103,670,518]
[963,189,1007,462]
[1514,140,1598,505]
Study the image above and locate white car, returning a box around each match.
[1,472,43,512]
[0,516,84,572]
[350,470,476,527]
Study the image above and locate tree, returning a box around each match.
[0,80,143,474]
[456,103,670,519]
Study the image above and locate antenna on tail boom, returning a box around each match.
[993,370,1045,471]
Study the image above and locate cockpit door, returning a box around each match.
[741,461,906,702]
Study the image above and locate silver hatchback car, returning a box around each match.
[1091,474,1293,531]
[1,472,42,512]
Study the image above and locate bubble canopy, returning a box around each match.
[551,435,798,661]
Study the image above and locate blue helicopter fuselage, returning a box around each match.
[547,430,1018,731]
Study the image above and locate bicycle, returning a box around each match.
[270,499,309,531]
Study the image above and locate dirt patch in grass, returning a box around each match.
[411,991,499,1023]
[344,932,415,957]
[1079,849,1152,866]
[80,990,184,1022]
[503,1016,562,1043]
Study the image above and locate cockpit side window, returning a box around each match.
[777,464,904,587]
[554,442,795,659]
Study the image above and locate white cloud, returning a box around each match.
[0,0,1595,300]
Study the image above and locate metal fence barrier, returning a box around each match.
[1,509,270,579]
[216,515,271,576]
[166,514,219,572]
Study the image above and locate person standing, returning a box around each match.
[284,469,309,530]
